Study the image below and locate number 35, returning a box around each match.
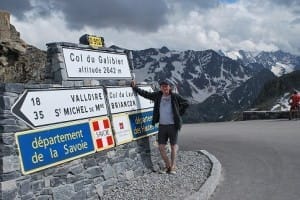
[33,111,44,120]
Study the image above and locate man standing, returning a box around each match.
[289,90,300,119]
[131,79,189,174]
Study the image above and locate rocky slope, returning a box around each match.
[0,24,46,83]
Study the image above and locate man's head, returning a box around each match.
[293,89,298,94]
[159,80,172,95]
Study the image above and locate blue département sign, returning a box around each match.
[128,110,158,140]
[15,121,95,174]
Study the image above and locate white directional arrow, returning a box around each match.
[11,88,108,128]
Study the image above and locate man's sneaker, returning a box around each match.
[159,167,170,174]
[169,167,176,174]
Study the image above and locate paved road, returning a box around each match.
[179,119,300,200]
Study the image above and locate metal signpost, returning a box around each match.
[11,87,107,128]
[15,121,95,175]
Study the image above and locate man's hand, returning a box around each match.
[131,80,136,88]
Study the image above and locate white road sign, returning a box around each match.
[11,88,108,128]
[111,114,133,145]
[62,47,132,79]
[107,86,154,114]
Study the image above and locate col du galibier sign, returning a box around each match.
[62,47,132,79]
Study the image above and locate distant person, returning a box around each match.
[131,79,189,174]
[289,90,300,120]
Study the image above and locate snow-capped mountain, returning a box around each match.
[111,45,299,122]
[252,70,300,112]
[184,68,276,122]
[132,47,253,103]
[220,50,259,63]
[222,50,300,77]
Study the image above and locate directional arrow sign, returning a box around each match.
[107,86,154,114]
[11,88,108,128]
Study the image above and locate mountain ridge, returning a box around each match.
[2,22,300,122]
[129,46,299,122]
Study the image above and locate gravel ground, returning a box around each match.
[102,151,212,200]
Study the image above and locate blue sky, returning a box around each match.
[1,0,300,55]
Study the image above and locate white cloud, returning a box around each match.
[8,0,300,55]
[11,12,82,49]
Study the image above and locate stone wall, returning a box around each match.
[242,111,290,120]
[0,82,162,200]
[0,38,162,199]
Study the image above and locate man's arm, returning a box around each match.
[131,80,157,101]
[175,94,189,115]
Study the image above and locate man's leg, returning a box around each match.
[169,125,179,174]
[170,144,178,169]
[159,144,170,169]
[158,125,171,170]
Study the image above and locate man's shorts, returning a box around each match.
[158,124,178,145]
[290,104,299,110]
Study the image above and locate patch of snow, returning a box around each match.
[172,61,185,75]
[271,62,295,77]
[187,79,215,103]
[224,51,242,60]
[271,92,290,111]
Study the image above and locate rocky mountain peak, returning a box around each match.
[0,11,46,83]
